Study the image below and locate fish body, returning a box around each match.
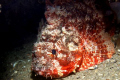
[32,0,115,78]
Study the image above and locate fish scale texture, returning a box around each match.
[32,0,115,78]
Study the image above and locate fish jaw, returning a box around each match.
[31,42,83,78]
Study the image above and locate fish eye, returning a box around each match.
[52,49,56,55]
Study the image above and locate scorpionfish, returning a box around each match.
[32,0,116,78]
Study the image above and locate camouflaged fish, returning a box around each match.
[32,0,115,78]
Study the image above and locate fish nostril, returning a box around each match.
[52,49,56,55]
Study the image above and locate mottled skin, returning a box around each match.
[32,0,115,78]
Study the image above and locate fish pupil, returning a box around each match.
[52,49,56,55]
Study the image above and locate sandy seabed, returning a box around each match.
[1,33,120,80]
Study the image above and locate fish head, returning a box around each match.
[31,26,83,78]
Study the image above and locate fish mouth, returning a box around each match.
[32,53,82,78]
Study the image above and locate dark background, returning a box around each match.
[0,0,45,53]
[0,1,45,78]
